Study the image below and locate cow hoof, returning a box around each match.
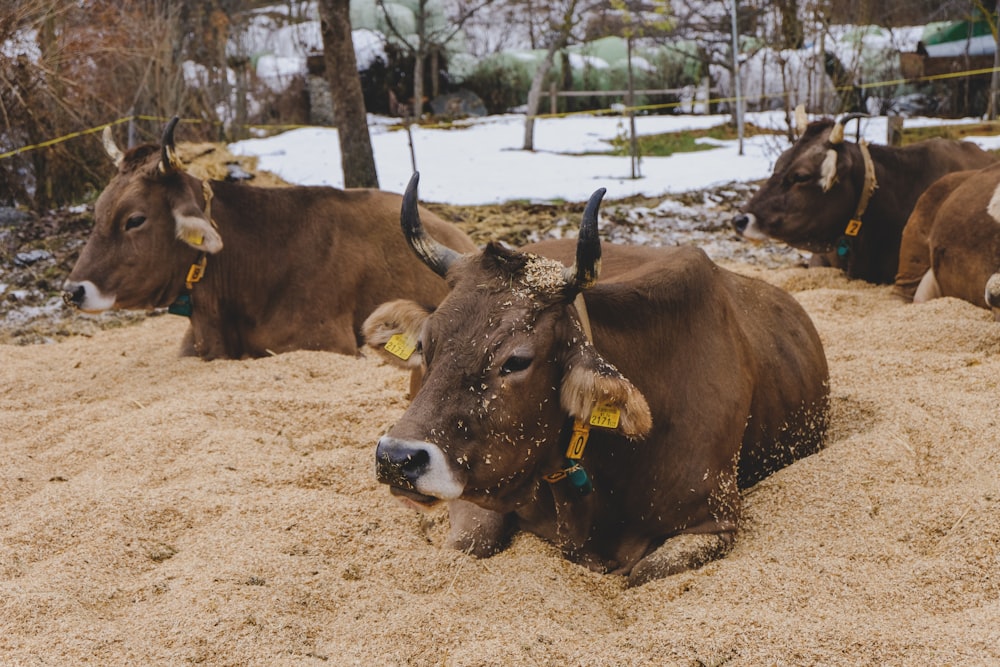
[627,533,732,587]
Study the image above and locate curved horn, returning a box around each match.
[561,187,605,289]
[400,172,460,278]
[102,126,124,168]
[829,112,869,144]
[793,104,808,136]
[158,116,182,174]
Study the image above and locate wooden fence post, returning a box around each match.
[887,114,903,146]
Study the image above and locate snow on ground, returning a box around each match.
[230,110,1000,205]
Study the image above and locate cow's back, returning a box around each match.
[526,239,829,487]
[926,165,1000,306]
[313,188,477,326]
[202,183,477,357]
[719,269,829,486]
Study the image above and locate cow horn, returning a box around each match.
[793,104,808,136]
[102,126,124,168]
[562,187,605,289]
[829,112,869,145]
[158,116,183,174]
[400,172,460,278]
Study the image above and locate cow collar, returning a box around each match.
[168,181,217,318]
[542,293,600,496]
[836,140,878,258]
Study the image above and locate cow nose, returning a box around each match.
[375,436,430,490]
[732,213,750,234]
[63,283,86,308]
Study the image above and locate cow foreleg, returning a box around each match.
[627,532,734,587]
[446,499,511,558]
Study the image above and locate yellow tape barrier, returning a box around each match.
[4,63,1000,162]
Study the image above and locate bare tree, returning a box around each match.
[317,0,379,188]
[522,0,608,150]
[376,0,496,118]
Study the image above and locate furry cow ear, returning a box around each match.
[174,210,224,253]
[560,343,652,438]
[362,299,432,370]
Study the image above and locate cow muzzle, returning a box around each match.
[731,212,768,242]
[61,280,115,313]
[375,436,464,502]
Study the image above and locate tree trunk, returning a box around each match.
[523,0,579,151]
[522,44,560,150]
[412,0,427,119]
[317,0,379,189]
[990,0,1000,120]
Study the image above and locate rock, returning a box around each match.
[14,250,52,267]
[0,207,35,226]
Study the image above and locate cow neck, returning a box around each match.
[543,293,596,496]
[168,180,218,318]
[835,140,878,260]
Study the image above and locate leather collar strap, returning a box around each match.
[837,140,878,256]
[168,181,217,317]
[543,293,597,495]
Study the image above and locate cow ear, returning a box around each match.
[560,343,652,438]
[362,299,432,370]
[175,210,224,254]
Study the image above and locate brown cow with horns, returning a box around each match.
[63,118,476,361]
[364,173,831,586]
[732,109,997,284]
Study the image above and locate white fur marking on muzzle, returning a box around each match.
[414,442,465,500]
[66,280,116,313]
[739,214,770,242]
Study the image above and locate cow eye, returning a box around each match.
[125,215,146,230]
[499,355,532,375]
[788,172,811,185]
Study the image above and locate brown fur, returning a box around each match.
[66,144,476,360]
[893,163,1000,319]
[734,119,997,284]
[368,236,830,585]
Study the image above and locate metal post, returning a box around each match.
[730,0,744,155]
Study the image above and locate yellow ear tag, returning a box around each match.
[589,404,621,429]
[384,334,416,361]
[181,230,205,247]
[845,219,862,237]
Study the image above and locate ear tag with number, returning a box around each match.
[384,333,416,361]
[566,420,591,459]
[845,219,862,237]
[589,404,621,429]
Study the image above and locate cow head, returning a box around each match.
[732,112,869,252]
[63,117,223,313]
[367,174,651,513]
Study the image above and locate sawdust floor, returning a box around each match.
[1,263,999,666]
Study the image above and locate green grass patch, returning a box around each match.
[606,121,784,157]
[900,121,1000,145]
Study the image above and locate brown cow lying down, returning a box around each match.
[63,118,476,360]
[732,110,996,284]
[364,174,830,586]
[893,163,1000,321]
